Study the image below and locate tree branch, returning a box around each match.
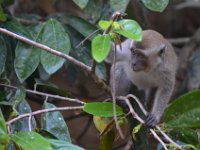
[6,106,84,126]
[123,94,182,149]
[167,37,190,45]
[0,83,85,105]
[76,28,101,48]
[122,97,168,150]
[0,27,111,95]
[111,41,124,139]
[0,27,91,72]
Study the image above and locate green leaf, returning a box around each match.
[141,0,169,12]
[93,116,112,133]
[98,20,112,30]
[99,130,115,150]
[83,0,104,23]
[11,131,52,150]
[65,25,105,79]
[10,87,26,108]
[169,128,198,145]
[2,35,15,79]
[7,87,36,134]
[0,0,14,6]
[41,18,71,74]
[12,100,36,132]
[72,0,89,9]
[0,109,7,135]
[41,102,71,142]
[34,79,71,97]
[115,19,142,41]
[14,23,44,82]
[0,35,7,75]
[164,90,200,128]
[0,5,6,21]
[83,102,124,117]
[0,134,10,150]
[4,19,30,37]
[0,109,10,150]
[196,144,200,149]
[133,123,142,134]
[61,15,100,40]
[14,42,40,82]
[109,0,130,12]
[47,139,84,150]
[92,34,111,63]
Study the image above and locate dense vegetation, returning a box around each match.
[0,0,200,149]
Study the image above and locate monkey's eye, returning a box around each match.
[132,50,137,56]
[158,45,166,57]
[130,48,137,55]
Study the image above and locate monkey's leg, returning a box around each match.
[146,76,174,128]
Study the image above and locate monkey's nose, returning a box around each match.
[132,64,138,71]
[133,63,137,68]
[132,63,142,72]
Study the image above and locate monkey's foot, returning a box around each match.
[145,114,158,128]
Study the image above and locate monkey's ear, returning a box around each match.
[158,44,166,57]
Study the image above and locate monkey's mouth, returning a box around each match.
[132,64,142,72]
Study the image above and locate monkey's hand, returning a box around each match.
[145,114,158,128]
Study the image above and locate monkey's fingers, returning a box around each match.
[145,114,157,128]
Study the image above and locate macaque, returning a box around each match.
[106,30,177,127]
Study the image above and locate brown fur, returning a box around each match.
[108,30,178,125]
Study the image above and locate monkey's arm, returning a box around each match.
[110,63,132,96]
[146,72,175,127]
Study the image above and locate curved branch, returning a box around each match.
[0,28,91,72]
[0,27,111,94]
[123,94,182,149]
[0,83,85,105]
[6,106,84,125]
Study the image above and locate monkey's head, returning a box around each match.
[130,43,166,72]
[130,47,148,72]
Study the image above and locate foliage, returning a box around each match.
[92,19,142,62]
[141,0,169,12]
[164,90,200,148]
[0,0,199,150]
[41,102,71,142]
[83,102,124,117]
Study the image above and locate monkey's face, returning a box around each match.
[130,48,148,72]
[147,44,166,70]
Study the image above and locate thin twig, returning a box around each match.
[6,106,84,125]
[156,126,182,149]
[121,97,168,150]
[124,94,182,149]
[123,97,144,123]
[150,129,168,150]
[91,60,96,73]
[111,42,124,139]
[0,27,91,72]
[16,17,38,25]
[76,28,101,48]
[0,28,111,94]
[167,37,190,45]
[175,1,200,9]
[0,83,85,105]
[28,115,32,131]
[126,94,148,115]
[100,12,126,139]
